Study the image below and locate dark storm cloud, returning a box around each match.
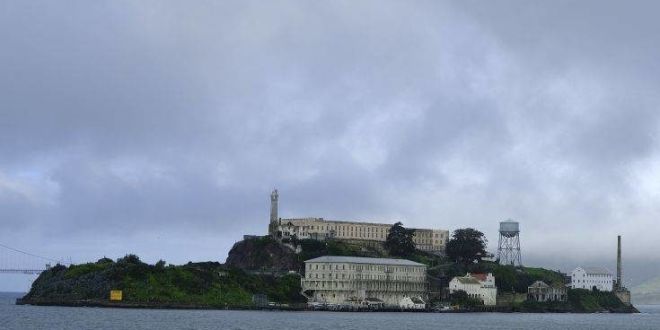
[2,0,660,290]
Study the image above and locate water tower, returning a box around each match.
[497,220,522,267]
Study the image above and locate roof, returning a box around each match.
[281,218,447,232]
[529,281,550,288]
[304,256,425,266]
[577,267,612,275]
[471,273,488,281]
[456,277,481,285]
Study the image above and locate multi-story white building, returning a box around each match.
[570,267,613,291]
[301,256,427,308]
[268,189,449,254]
[449,273,497,306]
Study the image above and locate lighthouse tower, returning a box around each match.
[268,189,279,237]
[270,189,279,223]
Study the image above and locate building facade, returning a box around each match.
[570,267,613,291]
[300,256,427,308]
[449,273,497,306]
[268,189,449,254]
[527,281,567,302]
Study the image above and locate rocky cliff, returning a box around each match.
[225,236,300,272]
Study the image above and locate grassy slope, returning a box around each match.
[429,261,565,291]
[24,256,304,307]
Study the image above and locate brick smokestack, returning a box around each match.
[617,235,622,289]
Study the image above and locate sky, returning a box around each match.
[2,0,660,291]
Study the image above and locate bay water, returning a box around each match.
[2,292,659,329]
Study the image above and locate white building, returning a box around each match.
[301,256,427,308]
[449,273,497,306]
[268,189,449,254]
[570,267,613,291]
[399,296,426,309]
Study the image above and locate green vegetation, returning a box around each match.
[231,235,444,275]
[448,290,483,307]
[296,238,386,262]
[296,237,443,269]
[517,289,635,313]
[24,255,304,307]
[428,260,634,312]
[23,237,636,313]
[429,260,564,293]
[567,289,632,312]
[445,228,488,265]
[384,222,416,257]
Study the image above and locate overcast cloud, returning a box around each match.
[2,0,660,291]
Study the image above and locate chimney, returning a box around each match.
[616,235,622,290]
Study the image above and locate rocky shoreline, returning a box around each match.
[16,298,638,314]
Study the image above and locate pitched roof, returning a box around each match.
[471,273,488,281]
[581,267,612,275]
[456,277,481,285]
[304,256,425,266]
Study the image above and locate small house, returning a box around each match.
[527,281,567,302]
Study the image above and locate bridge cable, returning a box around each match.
[0,242,61,263]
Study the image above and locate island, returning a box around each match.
[17,234,637,313]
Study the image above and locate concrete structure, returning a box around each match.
[252,294,268,307]
[449,273,497,306]
[570,267,613,291]
[497,220,522,267]
[616,235,622,289]
[614,235,632,305]
[268,189,449,254]
[527,281,567,302]
[399,296,426,309]
[300,256,427,308]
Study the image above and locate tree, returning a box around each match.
[449,290,483,307]
[155,260,167,270]
[117,254,142,264]
[384,222,416,257]
[446,228,488,265]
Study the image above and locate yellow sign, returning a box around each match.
[110,290,123,301]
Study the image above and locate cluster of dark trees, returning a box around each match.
[384,222,488,264]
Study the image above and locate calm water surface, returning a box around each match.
[2,292,659,329]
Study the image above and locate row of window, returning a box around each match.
[574,279,610,284]
[574,273,611,278]
[300,224,389,233]
[288,222,447,239]
[308,263,424,273]
[305,281,425,290]
[307,272,424,281]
